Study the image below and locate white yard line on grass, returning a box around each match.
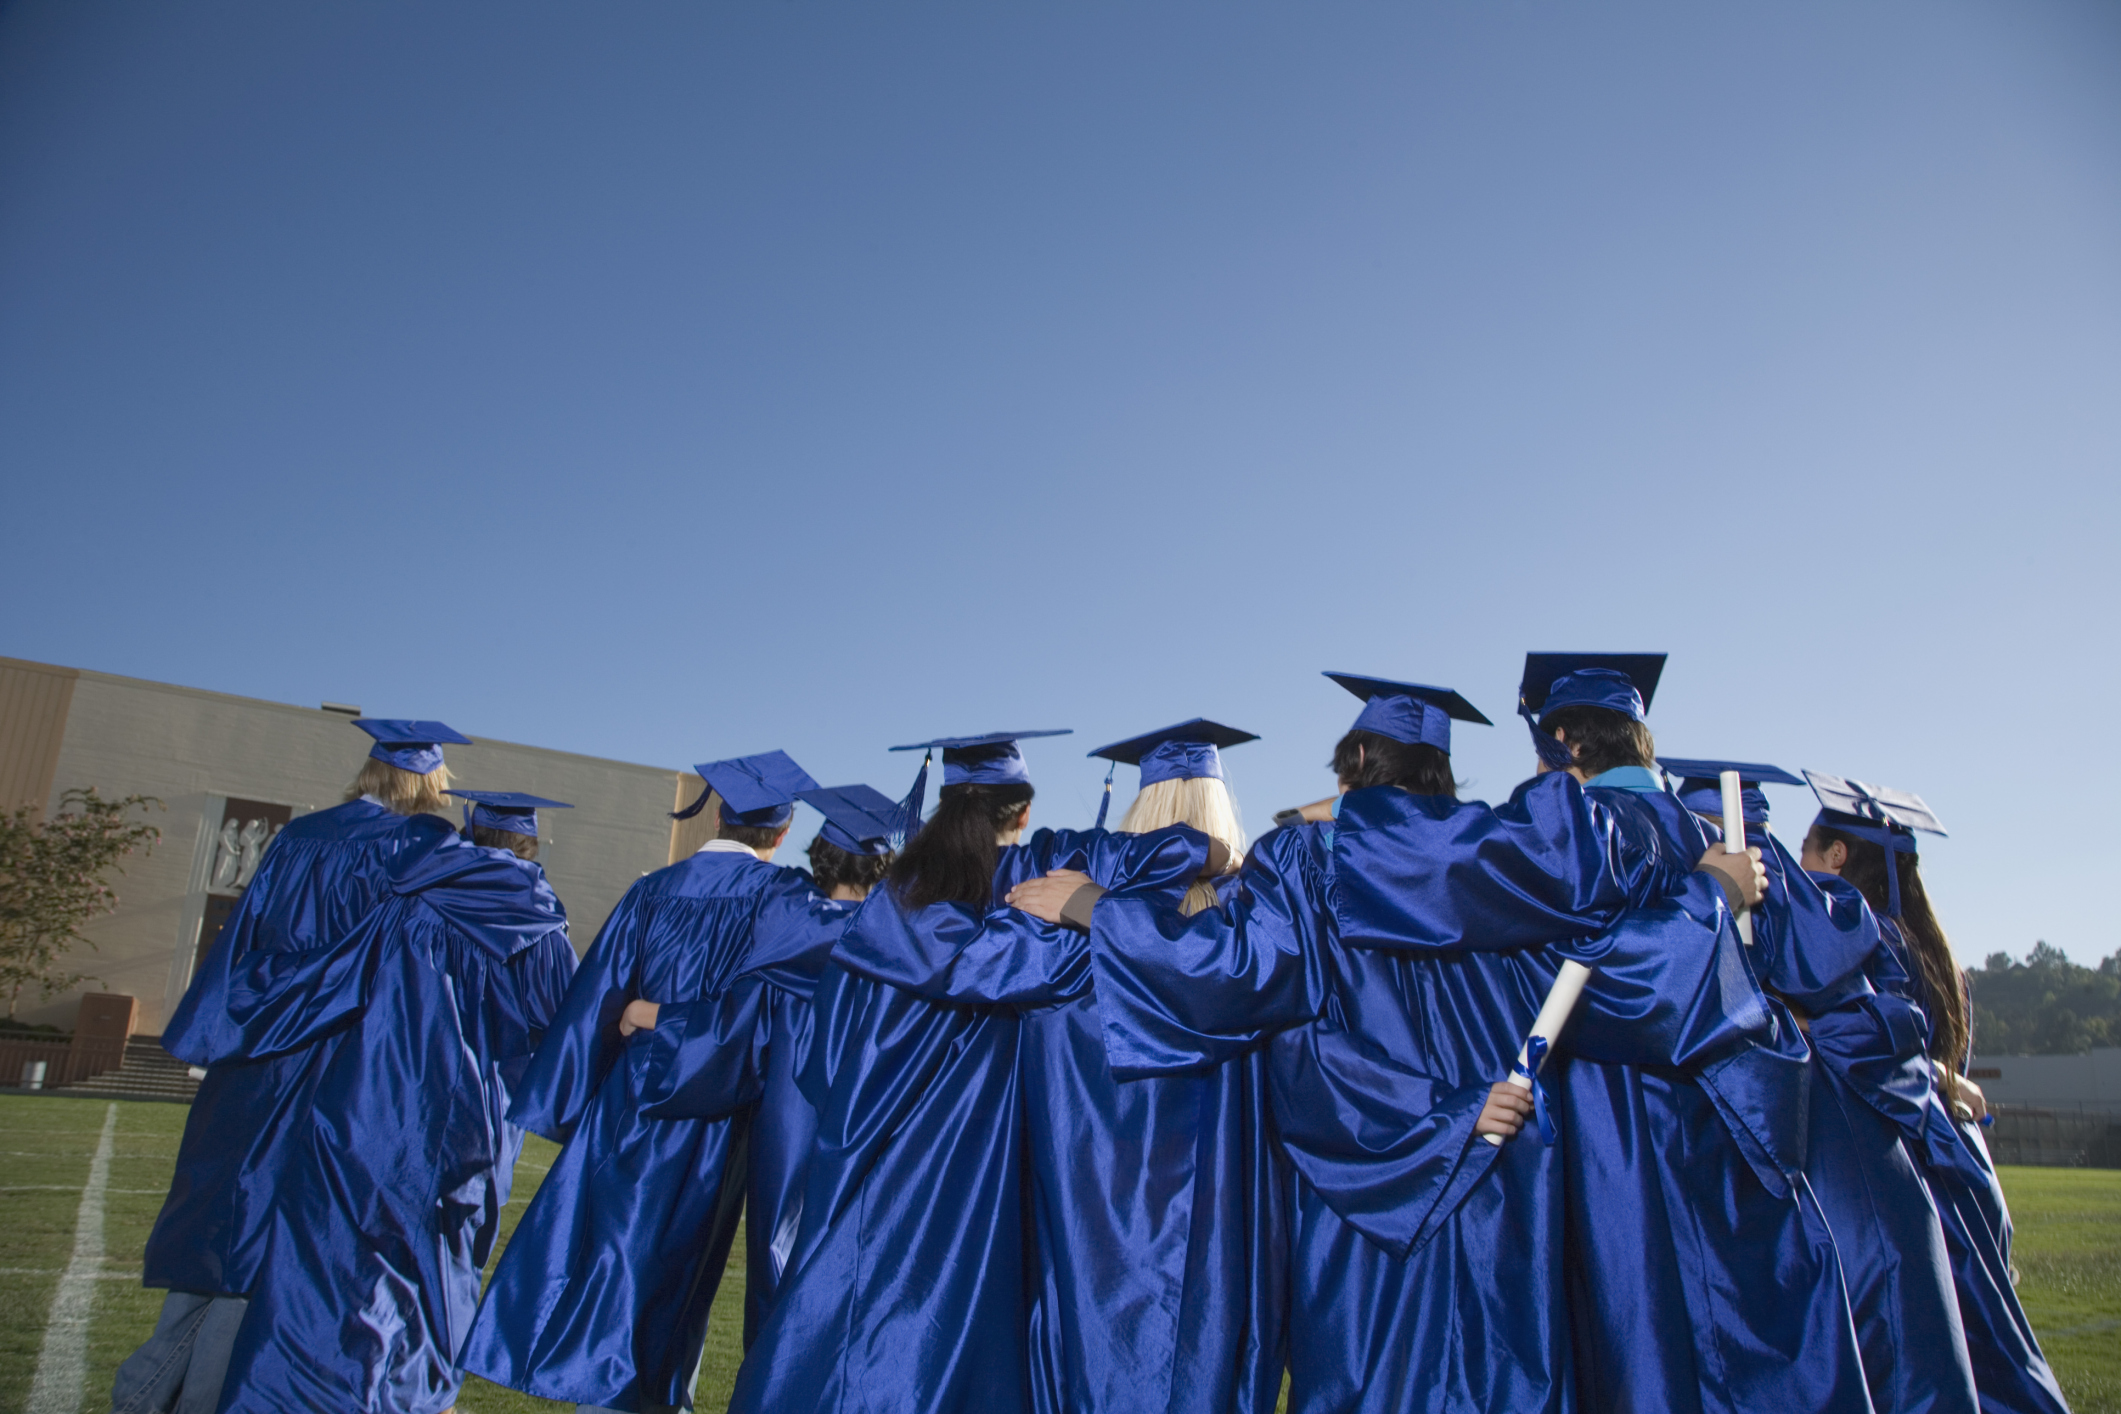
[26,1102,117,1414]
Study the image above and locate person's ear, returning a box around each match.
[1015,805,1032,831]
[1827,839,1848,872]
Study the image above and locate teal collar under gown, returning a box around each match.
[457,847,852,1412]
[166,820,575,1414]
[1856,916,2071,1414]
[724,824,1220,1414]
[1696,816,1982,1414]
[148,797,447,1298]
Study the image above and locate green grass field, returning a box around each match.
[2,1093,2115,1414]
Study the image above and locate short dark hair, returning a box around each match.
[471,825,539,861]
[716,812,789,851]
[1539,704,1655,776]
[808,834,892,895]
[1330,729,1457,797]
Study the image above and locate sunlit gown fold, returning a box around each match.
[727,826,1207,1414]
[1863,920,2072,1414]
[147,798,439,1298]
[1555,783,1871,1414]
[207,829,575,1414]
[458,850,848,1412]
[1731,830,1980,1414]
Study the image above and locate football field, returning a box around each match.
[1,1093,2113,1414]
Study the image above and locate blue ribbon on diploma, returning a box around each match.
[1510,1035,1559,1146]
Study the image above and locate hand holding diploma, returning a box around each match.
[1720,770,1755,948]
[1483,958,1594,1146]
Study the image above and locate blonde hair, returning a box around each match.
[1117,775,1246,915]
[344,758,453,816]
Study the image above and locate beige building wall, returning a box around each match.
[3,656,685,1034]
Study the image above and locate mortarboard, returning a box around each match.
[1085,718,1258,827]
[1324,673,1490,754]
[672,750,820,828]
[1517,653,1667,770]
[445,790,571,836]
[798,784,902,857]
[1657,757,1803,827]
[353,719,471,775]
[1803,770,1946,916]
[890,730,1071,788]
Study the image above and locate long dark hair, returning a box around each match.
[887,782,1036,910]
[1811,822,1970,1070]
[1331,729,1458,797]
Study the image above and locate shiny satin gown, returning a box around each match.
[1727,826,1979,1414]
[180,823,575,1414]
[1086,773,1759,1414]
[727,826,1211,1414]
[1556,781,1871,1414]
[459,849,849,1411]
[149,797,440,1298]
[1871,921,2071,1414]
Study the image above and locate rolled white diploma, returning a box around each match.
[1482,958,1594,1146]
[1721,770,1754,948]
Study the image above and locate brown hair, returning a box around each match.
[1808,822,1970,1071]
[1331,729,1458,797]
[471,825,539,861]
[807,834,893,896]
[889,782,1036,910]
[1539,705,1656,776]
[344,758,452,816]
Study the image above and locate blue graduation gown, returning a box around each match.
[1086,774,1746,1414]
[728,826,1208,1414]
[203,827,575,1414]
[1734,832,1978,1414]
[458,849,847,1411]
[1556,783,1871,1414]
[148,798,439,1297]
[1868,922,2070,1414]
[626,883,857,1346]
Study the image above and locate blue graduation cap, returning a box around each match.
[353,719,471,775]
[1324,673,1490,754]
[445,790,571,836]
[1085,719,1258,828]
[889,730,1071,788]
[798,784,902,857]
[1517,653,1667,770]
[1803,770,1946,917]
[1657,757,1803,827]
[672,750,820,828]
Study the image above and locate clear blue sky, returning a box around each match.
[4,2,2117,967]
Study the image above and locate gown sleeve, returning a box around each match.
[505,879,653,1142]
[1084,825,1329,1078]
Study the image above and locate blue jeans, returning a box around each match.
[111,1291,248,1414]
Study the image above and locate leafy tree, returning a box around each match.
[0,788,162,1017]
[1967,942,2121,1056]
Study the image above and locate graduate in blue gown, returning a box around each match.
[1007,719,1283,1414]
[727,731,1218,1414]
[460,751,852,1414]
[208,796,576,1414]
[1019,674,1771,1414]
[626,783,899,1345]
[1519,657,1872,1414]
[114,719,476,1414]
[1801,775,2070,1414]
[1659,760,1977,1414]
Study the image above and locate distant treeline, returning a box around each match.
[1969,943,2121,1056]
